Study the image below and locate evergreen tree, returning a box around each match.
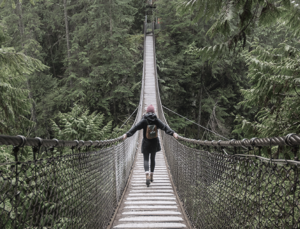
[0,25,47,134]
[155,0,248,139]
[0,0,144,138]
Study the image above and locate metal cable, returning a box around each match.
[162,105,230,140]
[118,106,138,130]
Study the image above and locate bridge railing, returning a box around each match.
[152,27,300,228]
[0,135,137,229]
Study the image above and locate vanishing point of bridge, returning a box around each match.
[0,21,300,229]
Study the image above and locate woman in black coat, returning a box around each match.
[123,104,178,187]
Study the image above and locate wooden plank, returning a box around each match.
[125,201,177,205]
[114,223,186,228]
[119,216,183,221]
[122,211,181,215]
[127,197,176,200]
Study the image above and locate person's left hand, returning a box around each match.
[123,134,127,140]
[173,133,178,139]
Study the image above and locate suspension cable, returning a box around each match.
[119,106,138,130]
[162,105,229,140]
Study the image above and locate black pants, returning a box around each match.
[143,151,156,173]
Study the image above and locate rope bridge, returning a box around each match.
[1,21,300,229]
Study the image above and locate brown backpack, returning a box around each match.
[146,120,158,139]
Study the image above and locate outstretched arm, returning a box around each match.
[123,120,144,140]
[157,119,178,139]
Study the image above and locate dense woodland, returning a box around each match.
[1,0,300,158]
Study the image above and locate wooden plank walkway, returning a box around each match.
[111,34,188,229]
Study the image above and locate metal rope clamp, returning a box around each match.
[217,140,224,154]
[53,139,59,147]
[204,140,209,151]
[94,140,100,148]
[35,137,43,147]
[33,137,43,160]
[49,139,59,153]
[211,140,217,152]
[14,135,27,157]
[87,140,93,150]
[72,140,79,152]
[229,139,237,155]
[51,138,59,149]
[285,133,298,160]
[78,140,84,150]
[285,133,296,146]
[16,135,27,147]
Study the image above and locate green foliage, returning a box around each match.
[51,104,113,141]
[179,0,294,51]
[176,0,300,142]
[155,0,248,140]
[0,25,47,134]
[0,0,143,138]
[233,37,300,138]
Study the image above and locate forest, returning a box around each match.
[1,1,300,228]
[1,0,300,159]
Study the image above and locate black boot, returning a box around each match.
[150,173,154,182]
[146,174,150,187]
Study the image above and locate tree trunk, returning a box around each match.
[16,1,24,49]
[63,0,71,87]
[63,0,70,60]
[109,0,113,36]
[16,0,37,135]
[197,72,203,139]
[47,34,57,78]
[197,86,202,139]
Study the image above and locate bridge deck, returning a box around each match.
[111,35,188,228]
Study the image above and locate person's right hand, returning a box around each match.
[123,134,127,140]
[173,133,178,139]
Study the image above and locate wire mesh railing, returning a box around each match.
[162,134,300,228]
[0,135,139,229]
[152,27,300,228]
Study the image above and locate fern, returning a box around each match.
[51,104,114,141]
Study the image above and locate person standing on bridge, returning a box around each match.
[123,104,178,187]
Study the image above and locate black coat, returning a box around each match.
[126,113,174,154]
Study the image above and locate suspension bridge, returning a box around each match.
[1,21,300,229]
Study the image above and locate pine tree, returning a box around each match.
[0,25,47,134]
